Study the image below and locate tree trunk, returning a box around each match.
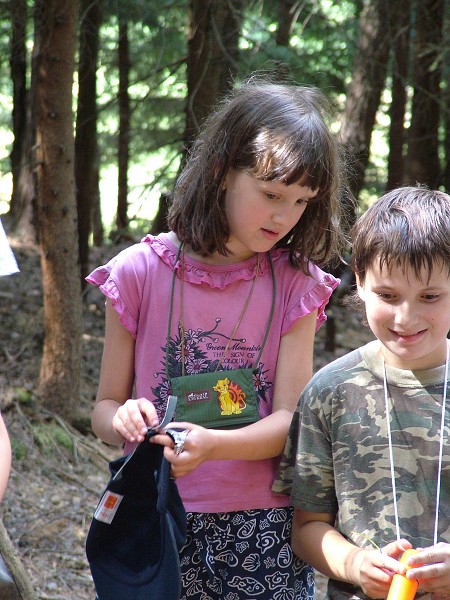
[7,0,36,243]
[185,0,242,149]
[405,0,444,187]
[340,0,391,205]
[276,0,303,46]
[0,518,37,600]
[386,0,411,191]
[147,0,243,237]
[443,0,450,192]
[8,0,28,227]
[91,158,103,246]
[33,0,82,420]
[75,0,103,286]
[150,192,171,234]
[117,18,130,235]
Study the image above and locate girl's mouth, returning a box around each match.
[261,228,280,240]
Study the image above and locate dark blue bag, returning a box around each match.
[86,404,186,600]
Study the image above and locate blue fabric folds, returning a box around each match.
[86,429,186,600]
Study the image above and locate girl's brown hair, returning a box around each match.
[168,78,349,273]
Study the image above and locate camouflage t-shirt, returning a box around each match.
[274,340,450,599]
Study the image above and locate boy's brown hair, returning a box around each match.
[351,186,450,285]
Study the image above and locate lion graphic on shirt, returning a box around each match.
[213,377,247,415]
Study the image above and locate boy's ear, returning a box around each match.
[355,273,366,301]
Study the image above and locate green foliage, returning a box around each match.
[12,387,34,407]
[95,0,358,179]
[96,4,187,194]
[239,0,357,96]
[104,0,186,26]
[32,422,74,457]
[11,438,28,461]
[102,0,359,231]
[128,216,155,235]
[0,0,389,225]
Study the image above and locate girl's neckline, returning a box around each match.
[147,233,279,288]
[164,231,259,267]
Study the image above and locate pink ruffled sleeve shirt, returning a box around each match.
[87,233,339,513]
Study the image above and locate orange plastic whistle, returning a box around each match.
[386,549,421,600]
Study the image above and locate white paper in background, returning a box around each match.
[0,218,19,277]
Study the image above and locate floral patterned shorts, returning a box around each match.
[179,507,315,600]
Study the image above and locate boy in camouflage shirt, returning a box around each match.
[274,187,450,599]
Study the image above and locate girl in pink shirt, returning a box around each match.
[88,78,348,600]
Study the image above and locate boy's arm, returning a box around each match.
[292,508,364,582]
[292,508,409,598]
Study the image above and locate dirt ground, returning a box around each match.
[0,236,374,599]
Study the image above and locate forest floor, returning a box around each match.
[0,236,374,600]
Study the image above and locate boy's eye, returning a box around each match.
[377,292,395,301]
[422,294,439,302]
[265,193,278,200]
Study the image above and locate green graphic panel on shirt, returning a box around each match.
[151,317,273,421]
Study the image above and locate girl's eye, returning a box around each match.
[265,193,278,201]
[296,199,308,205]
[422,294,439,302]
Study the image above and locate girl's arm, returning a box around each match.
[214,306,318,457]
[153,309,318,474]
[0,415,11,502]
[292,508,411,598]
[92,300,159,446]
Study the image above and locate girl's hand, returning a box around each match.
[112,398,159,443]
[151,422,215,478]
[352,539,413,599]
[407,542,450,596]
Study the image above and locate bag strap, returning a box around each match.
[152,394,177,430]
[255,253,276,366]
[166,249,276,377]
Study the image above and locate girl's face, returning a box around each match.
[223,169,317,261]
[357,260,450,370]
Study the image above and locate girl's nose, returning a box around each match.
[272,212,286,227]
[272,204,294,227]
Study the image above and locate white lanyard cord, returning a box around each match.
[434,345,449,545]
[383,362,401,541]
[383,345,449,545]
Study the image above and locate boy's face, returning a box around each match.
[356,260,450,370]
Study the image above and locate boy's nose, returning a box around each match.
[394,301,418,327]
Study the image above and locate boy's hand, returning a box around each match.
[354,539,413,599]
[407,542,450,596]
